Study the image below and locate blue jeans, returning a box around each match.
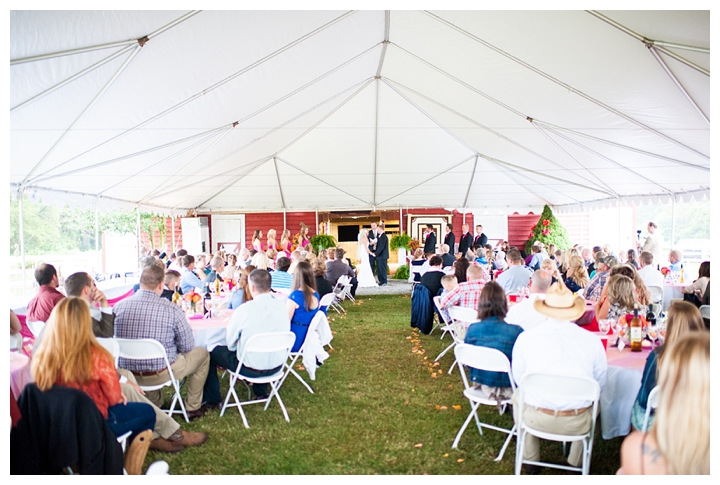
[106,402,156,442]
[203,346,283,403]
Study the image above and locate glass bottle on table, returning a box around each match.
[630,304,642,352]
[172,285,181,306]
[679,264,684,283]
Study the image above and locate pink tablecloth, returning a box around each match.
[187,309,234,351]
[11,353,33,400]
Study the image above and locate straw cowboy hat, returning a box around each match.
[533,281,586,320]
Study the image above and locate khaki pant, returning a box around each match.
[118,369,180,440]
[512,390,595,467]
[133,347,210,412]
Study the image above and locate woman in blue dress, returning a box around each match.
[286,261,320,353]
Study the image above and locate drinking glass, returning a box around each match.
[647,325,658,346]
[598,319,611,335]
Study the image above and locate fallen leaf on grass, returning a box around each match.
[438,369,443,374]
[452,405,462,410]
[414,443,423,448]
[443,453,449,458]
[457,459,464,463]
[411,389,415,392]
[431,373,437,378]
[448,384,453,389]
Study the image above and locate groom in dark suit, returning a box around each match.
[373,224,389,286]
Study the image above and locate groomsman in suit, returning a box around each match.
[372,225,389,286]
[368,222,379,276]
[423,224,437,256]
[443,224,456,257]
[458,224,473,258]
[473,225,488,251]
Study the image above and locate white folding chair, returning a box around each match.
[699,304,710,320]
[452,344,516,461]
[25,320,45,338]
[515,373,601,475]
[319,291,341,315]
[409,265,422,289]
[278,314,323,394]
[337,275,356,303]
[219,331,295,428]
[647,285,663,306]
[116,338,190,423]
[641,386,660,433]
[445,306,478,374]
[10,333,22,352]
[431,295,452,338]
[97,337,120,367]
[331,279,347,313]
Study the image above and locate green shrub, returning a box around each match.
[394,264,409,280]
[309,234,337,251]
[390,232,412,251]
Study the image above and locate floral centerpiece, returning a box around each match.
[408,238,421,252]
[183,290,202,313]
[618,313,649,329]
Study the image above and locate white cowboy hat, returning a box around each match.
[533,281,586,321]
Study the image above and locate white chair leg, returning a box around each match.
[434,341,455,362]
[515,429,525,475]
[448,359,458,374]
[452,403,480,449]
[494,424,516,462]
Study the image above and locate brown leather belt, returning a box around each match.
[536,406,591,417]
[133,369,167,377]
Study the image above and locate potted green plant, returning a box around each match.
[309,234,337,252]
[390,232,413,265]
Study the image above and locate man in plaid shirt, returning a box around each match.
[585,255,617,302]
[440,265,487,310]
[115,265,210,420]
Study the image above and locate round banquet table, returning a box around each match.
[187,309,234,352]
[662,282,691,311]
[11,352,34,400]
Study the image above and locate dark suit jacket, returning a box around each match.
[458,232,473,256]
[443,232,455,254]
[375,233,389,260]
[441,253,456,267]
[368,229,378,251]
[326,259,356,286]
[424,232,437,254]
[473,233,488,250]
[92,312,115,338]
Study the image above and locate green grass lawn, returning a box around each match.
[146,294,623,474]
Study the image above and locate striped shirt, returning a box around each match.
[113,289,195,372]
[271,270,293,290]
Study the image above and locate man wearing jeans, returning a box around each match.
[203,269,291,406]
[511,282,606,472]
[114,264,210,420]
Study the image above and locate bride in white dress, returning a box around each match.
[356,229,378,287]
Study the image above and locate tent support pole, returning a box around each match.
[671,195,676,249]
[648,46,709,124]
[315,209,319,236]
[283,210,287,233]
[11,39,138,65]
[171,216,176,251]
[95,203,100,277]
[463,211,466,225]
[137,208,142,261]
[399,207,403,234]
[372,77,380,205]
[18,189,26,293]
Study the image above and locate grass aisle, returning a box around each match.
[146,294,622,474]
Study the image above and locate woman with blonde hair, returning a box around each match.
[280,229,292,253]
[31,298,156,465]
[266,248,277,270]
[630,301,705,431]
[564,254,589,293]
[251,251,269,270]
[620,332,709,474]
[266,229,277,251]
[222,253,238,280]
[560,247,580,278]
[595,274,645,321]
[609,264,653,306]
[540,258,560,284]
[252,230,263,253]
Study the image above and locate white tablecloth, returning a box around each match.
[662,283,691,311]
[600,366,642,439]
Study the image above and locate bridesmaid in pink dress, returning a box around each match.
[252,230,263,253]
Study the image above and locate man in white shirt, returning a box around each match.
[511,282,607,470]
[495,249,533,294]
[639,222,664,268]
[202,269,291,405]
[237,248,251,269]
[505,269,552,331]
[637,251,664,288]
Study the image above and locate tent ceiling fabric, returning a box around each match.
[10,10,710,214]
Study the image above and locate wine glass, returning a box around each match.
[647,324,658,347]
[598,319,611,335]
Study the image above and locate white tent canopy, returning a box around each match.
[10,10,710,215]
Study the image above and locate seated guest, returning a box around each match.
[194,254,210,279]
[237,248,250,269]
[222,255,237,280]
[133,256,166,293]
[595,274,647,321]
[420,255,445,297]
[630,301,705,432]
[440,265,486,309]
[204,257,225,285]
[547,244,557,261]
[512,282,606,471]
[326,248,357,298]
[505,269,553,331]
[410,248,425,283]
[32,298,156,452]
[440,244,456,268]
[166,252,177,269]
[637,251,663,288]
[564,255,589,294]
[588,251,607,279]
[620,332,709,475]
[528,242,547,271]
[585,255,618,302]
[251,251,270,271]
[440,274,458,295]
[587,246,602,275]
[494,250,508,271]
[168,249,187,272]
[202,269,291,405]
[288,250,302,274]
[311,258,333,300]
[287,261,320,353]
[271,257,293,291]
[667,249,683,272]
[464,282,523,402]
[495,249,533,294]
[682,261,709,307]
[64,272,114,338]
[163,270,182,301]
[228,266,255,310]
[453,257,471,284]
[626,249,639,269]
[114,265,210,420]
[179,255,208,295]
[539,258,560,284]
[27,263,65,323]
[609,264,653,307]
[266,248,278,270]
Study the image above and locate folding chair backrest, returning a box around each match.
[97,337,120,367]
[641,386,660,432]
[433,296,451,324]
[10,333,22,352]
[647,286,663,303]
[337,275,350,286]
[319,292,336,308]
[238,332,295,366]
[699,305,710,319]
[26,320,45,338]
[455,343,515,390]
[116,338,173,370]
[521,373,600,404]
[448,305,478,324]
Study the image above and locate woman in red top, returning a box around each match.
[31,297,156,442]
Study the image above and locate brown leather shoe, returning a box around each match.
[148,437,185,453]
[186,407,207,420]
[124,429,153,475]
[171,430,207,447]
